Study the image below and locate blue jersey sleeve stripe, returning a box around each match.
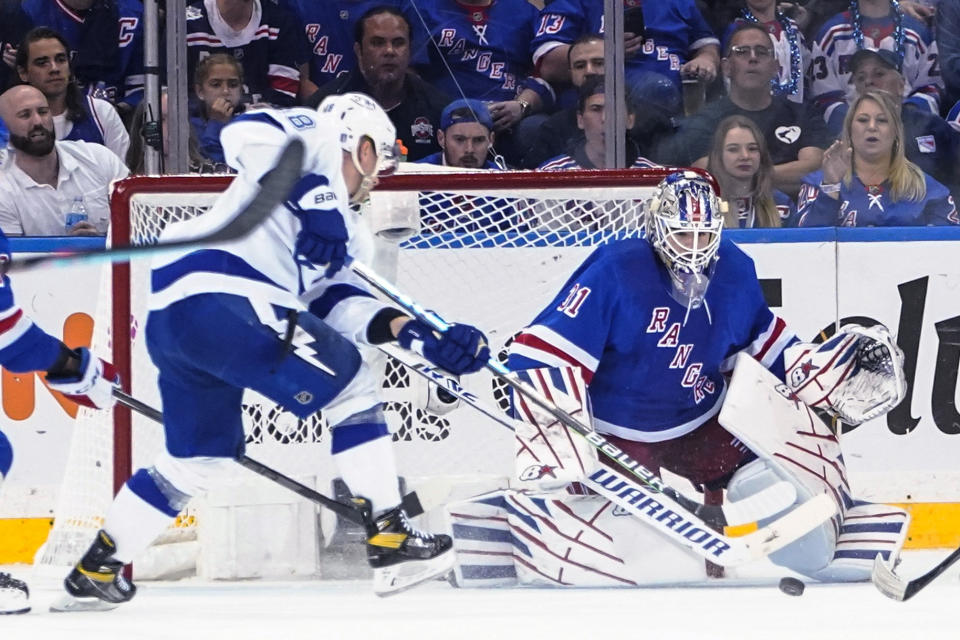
[231,111,286,131]
[151,250,285,293]
[306,284,374,319]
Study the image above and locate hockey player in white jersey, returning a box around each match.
[60,93,490,606]
[445,171,910,588]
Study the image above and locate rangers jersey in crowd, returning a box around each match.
[796,170,959,226]
[148,108,388,341]
[279,0,406,87]
[0,233,65,374]
[507,238,796,443]
[186,0,308,107]
[811,8,941,122]
[531,0,718,99]
[22,0,144,107]
[411,0,541,102]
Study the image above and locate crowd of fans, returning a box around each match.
[0,0,958,236]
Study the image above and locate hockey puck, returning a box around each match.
[778,577,805,596]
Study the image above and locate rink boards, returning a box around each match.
[1,228,960,560]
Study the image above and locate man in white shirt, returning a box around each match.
[15,27,130,161]
[0,85,129,236]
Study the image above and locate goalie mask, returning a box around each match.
[317,92,400,203]
[646,171,724,309]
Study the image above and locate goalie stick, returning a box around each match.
[112,389,429,525]
[377,342,798,529]
[872,546,960,601]
[350,259,837,564]
[3,138,305,275]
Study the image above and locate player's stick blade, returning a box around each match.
[373,550,456,597]
[49,593,121,613]
[872,553,911,601]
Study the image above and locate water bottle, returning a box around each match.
[65,197,88,232]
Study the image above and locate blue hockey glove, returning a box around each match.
[396,320,490,375]
[294,211,348,277]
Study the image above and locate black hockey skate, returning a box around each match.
[55,530,136,612]
[0,572,30,615]
[366,505,454,596]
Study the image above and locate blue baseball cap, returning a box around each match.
[440,99,494,131]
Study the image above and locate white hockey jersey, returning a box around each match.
[149,107,388,344]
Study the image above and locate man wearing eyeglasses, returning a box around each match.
[662,23,830,197]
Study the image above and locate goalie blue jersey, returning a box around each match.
[508,238,796,443]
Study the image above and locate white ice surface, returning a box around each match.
[2,550,957,640]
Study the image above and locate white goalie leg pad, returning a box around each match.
[446,490,519,588]
[721,354,849,576]
[810,501,910,582]
[512,366,598,490]
[445,488,707,588]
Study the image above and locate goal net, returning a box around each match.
[37,166,676,577]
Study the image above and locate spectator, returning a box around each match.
[524,33,676,168]
[279,0,409,94]
[417,99,500,169]
[837,48,960,198]
[938,0,960,116]
[185,0,308,108]
[721,0,811,104]
[16,27,129,161]
[306,6,449,163]
[128,89,226,175]
[707,114,793,228]
[0,0,28,93]
[21,0,145,120]
[531,0,719,116]
[797,90,958,226]
[410,0,552,157]
[0,85,128,236]
[539,75,659,170]
[666,24,830,196]
[191,53,245,166]
[810,0,942,126]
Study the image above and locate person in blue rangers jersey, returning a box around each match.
[0,231,120,615]
[531,0,720,116]
[506,171,910,582]
[59,93,491,608]
[510,172,795,487]
[20,0,145,117]
[797,90,958,227]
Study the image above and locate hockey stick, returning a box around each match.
[872,546,960,601]
[3,139,305,275]
[112,389,427,526]
[377,342,798,529]
[350,260,837,560]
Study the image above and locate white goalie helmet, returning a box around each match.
[646,171,725,307]
[317,92,399,202]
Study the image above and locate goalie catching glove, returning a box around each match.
[784,323,906,425]
[396,320,490,375]
[46,347,120,410]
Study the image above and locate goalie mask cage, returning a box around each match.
[38,167,688,576]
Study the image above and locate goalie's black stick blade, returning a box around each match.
[872,547,960,601]
[5,138,305,275]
